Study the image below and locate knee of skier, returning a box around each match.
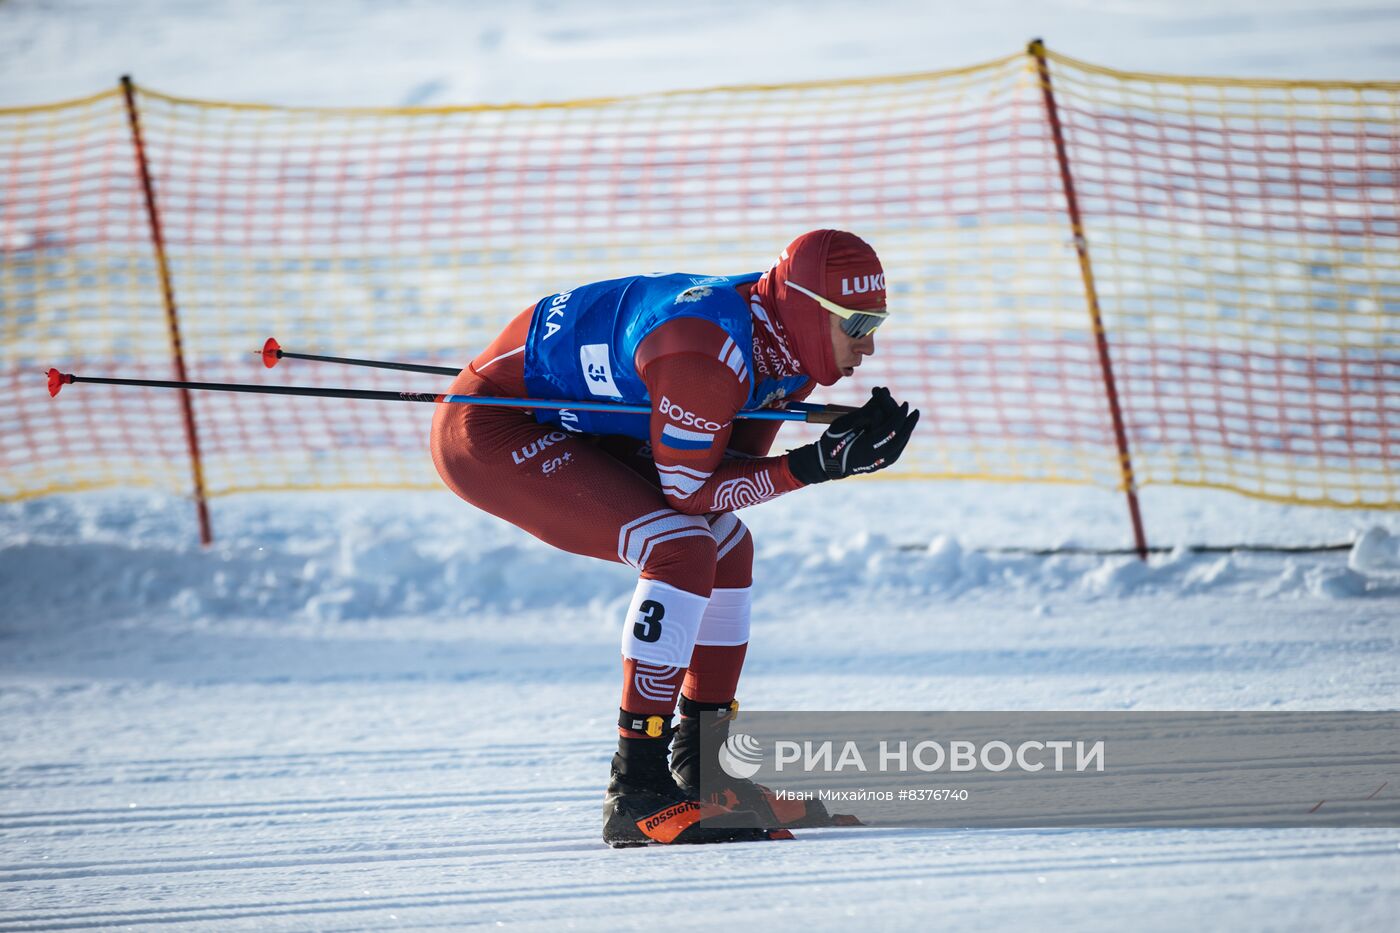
[710,513,753,590]
[638,526,718,598]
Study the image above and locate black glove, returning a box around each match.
[787,387,920,484]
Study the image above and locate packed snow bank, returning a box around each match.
[4,485,1397,625]
[1,492,636,624]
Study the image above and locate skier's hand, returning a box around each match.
[786,387,920,484]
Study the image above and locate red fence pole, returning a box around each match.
[120,75,214,546]
[1028,41,1149,560]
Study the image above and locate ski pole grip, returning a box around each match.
[804,404,859,425]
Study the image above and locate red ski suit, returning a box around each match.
[430,279,813,710]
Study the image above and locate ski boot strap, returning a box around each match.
[618,709,674,739]
[678,695,739,720]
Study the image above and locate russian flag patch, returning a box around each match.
[661,424,714,451]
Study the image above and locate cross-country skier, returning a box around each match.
[430,229,919,846]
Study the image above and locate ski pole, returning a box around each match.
[257,337,461,377]
[255,340,857,422]
[46,369,855,424]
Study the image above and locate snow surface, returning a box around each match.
[3,0,1400,109]
[2,484,1398,930]
[3,2,1400,930]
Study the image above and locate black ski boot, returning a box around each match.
[671,696,862,829]
[603,711,789,847]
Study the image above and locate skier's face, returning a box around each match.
[829,312,876,378]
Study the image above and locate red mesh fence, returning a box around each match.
[2,48,1396,545]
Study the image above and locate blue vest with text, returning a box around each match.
[522,273,808,439]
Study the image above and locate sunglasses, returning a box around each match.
[784,280,889,339]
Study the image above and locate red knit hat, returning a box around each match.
[755,230,886,386]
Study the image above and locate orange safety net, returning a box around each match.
[1043,50,1400,508]
[2,47,1396,518]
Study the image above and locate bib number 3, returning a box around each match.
[633,599,665,643]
